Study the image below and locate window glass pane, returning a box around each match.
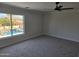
[12,15,24,35]
[0,13,11,38]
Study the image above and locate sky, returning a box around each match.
[0,13,8,18]
[0,13,24,20]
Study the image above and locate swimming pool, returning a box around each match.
[4,29,23,36]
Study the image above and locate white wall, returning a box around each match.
[0,3,43,47]
[43,10,79,42]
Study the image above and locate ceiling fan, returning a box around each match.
[50,2,74,12]
[54,2,74,11]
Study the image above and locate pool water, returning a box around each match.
[4,29,23,35]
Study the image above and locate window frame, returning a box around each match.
[0,12,25,39]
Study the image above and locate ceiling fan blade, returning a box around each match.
[61,8,74,10]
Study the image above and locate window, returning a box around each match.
[0,13,24,38]
[12,15,24,35]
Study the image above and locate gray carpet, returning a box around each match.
[0,35,79,57]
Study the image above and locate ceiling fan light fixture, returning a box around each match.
[56,2,59,4]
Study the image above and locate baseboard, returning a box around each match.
[44,33,79,43]
[0,33,42,49]
[1,32,78,49]
[26,33,43,40]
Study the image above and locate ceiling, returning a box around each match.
[2,2,79,12]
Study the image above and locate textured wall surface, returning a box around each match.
[43,10,79,42]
